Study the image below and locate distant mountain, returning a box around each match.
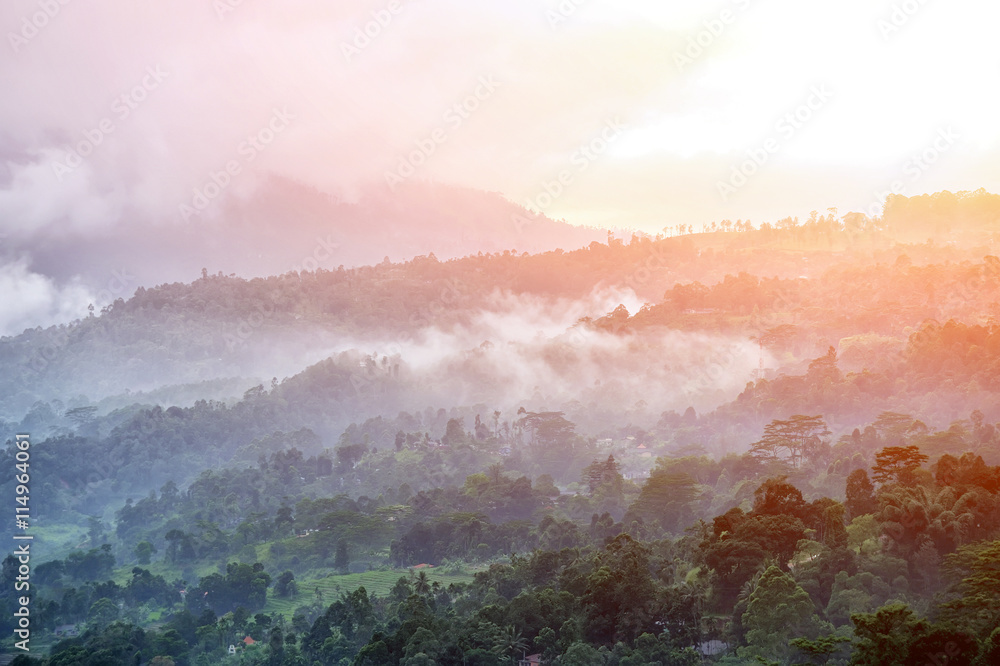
[18,179,606,289]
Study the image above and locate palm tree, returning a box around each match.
[216,612,234,650]
[413,570,431,595]
[492,626,528,664]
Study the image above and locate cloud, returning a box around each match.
[0,258,95,335]
[285,286,764,422]
[1,0,998,246]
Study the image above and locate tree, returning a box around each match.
[583,535,658,644]
[335,542,350,570]
[981,628,1000,666]
[517,411,577,449]
[789,634,851,665]
[194,562,272,614]
[903,627,979,666]
[87,597,120,629]
[872,411,920,444]
[850,603,924,666]
[275,570,297,598]
[134,540,156,565]
[845,469,878,519]
[739,566,832,663]
[583,455,622,495]
[413,570,431,595]
[752,476,806,518]
[65,405,98,428]
[872,446,928,486]
[703,509,807,608]
[750,415,830,467]
[560,641,603,666]
[939,539,1000,635]
[444,418,466,446]
[628,469,698,532]
[164,529,196,563]
[807,346,842,384]
[149,658,175,666]
[491,626,528,662]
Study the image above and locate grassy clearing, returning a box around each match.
[28,522,88,560]
[263,567,481,618]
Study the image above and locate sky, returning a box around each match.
[1,0,999,331]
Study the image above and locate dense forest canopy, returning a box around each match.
[5,190,1000,664]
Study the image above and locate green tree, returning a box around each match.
[491,626,528,662]
[939,539,1000,635]
[790,634,851,665]
[335,541,349,570]
[845,469,878,520]
[134,540,156,565]
[87,597,120,629]
[850,603,924,666]
[583,455,623,495]
[739,566,831,662]
[274,570,297,598]
[627,468,698,532]
[560,641,603,666]
[583,535,658,645]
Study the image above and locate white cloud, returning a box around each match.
[0,258,95,336]
[0,0,997,240]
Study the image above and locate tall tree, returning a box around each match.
[739,566,831,663]
[845,469,878,519]
[872,446,928,486]
[750,415,830,468]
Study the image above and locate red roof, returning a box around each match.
[243,636,255,645]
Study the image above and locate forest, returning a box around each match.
[3,190,1000,664]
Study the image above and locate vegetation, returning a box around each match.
[5,192,1000,663]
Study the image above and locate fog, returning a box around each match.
[242,286,768,433]
[0,257,97,334]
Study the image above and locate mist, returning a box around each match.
[232,286,768,436]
